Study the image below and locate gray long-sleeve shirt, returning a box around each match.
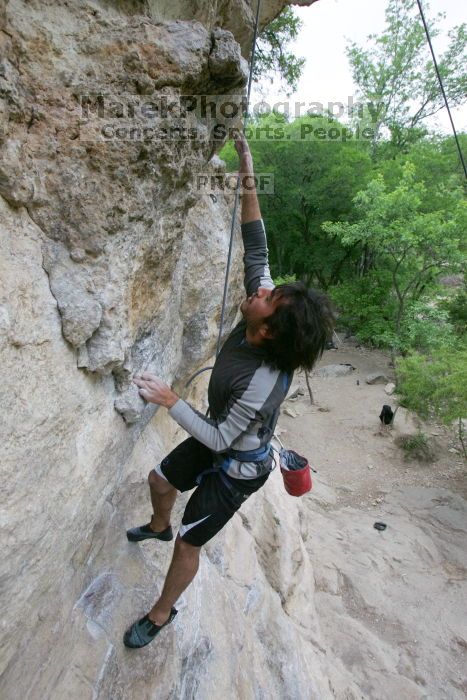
[169,219,291,479]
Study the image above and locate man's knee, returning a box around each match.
[148,468,172,493]
[175,534,201,556]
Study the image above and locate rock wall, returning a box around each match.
[0,1,329,698]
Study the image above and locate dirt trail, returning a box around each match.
[277,341,467,699]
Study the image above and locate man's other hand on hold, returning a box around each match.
[133,373,179,408]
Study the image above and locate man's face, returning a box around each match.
[240,286,281,332]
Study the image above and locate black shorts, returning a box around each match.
[158,437,269,547]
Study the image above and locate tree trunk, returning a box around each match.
[305,371,314,405]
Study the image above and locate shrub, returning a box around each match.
[396,346,467,425]
[395,431,436,463]
[328,273,399,348]
[399,300,457,354]
[441,287,467,337]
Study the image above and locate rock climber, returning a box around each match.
[123,132,335,648]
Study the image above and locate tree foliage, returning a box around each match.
[253,7,306,94]
[347,0,467,151]
[396,347,467,425]
[324,162,465,348]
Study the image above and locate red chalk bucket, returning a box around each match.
[279,448,312,497]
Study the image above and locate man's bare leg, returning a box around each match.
[148,469,177,532]
[148,536,201,625]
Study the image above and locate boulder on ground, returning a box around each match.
[287,386,305,401]
[366,372,389,385]
[284,406,300,418]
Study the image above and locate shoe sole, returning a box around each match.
[126,527,173,542]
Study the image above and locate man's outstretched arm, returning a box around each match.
[235,132,261,224]
[234,132,274,295]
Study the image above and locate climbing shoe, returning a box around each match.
[126,523,173,542]
[123,608,178,648]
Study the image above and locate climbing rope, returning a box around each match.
[215,0,262,356]
[416,0,467,179]
[185,0,262,390]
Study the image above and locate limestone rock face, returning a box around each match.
[1,1,248,389]
[0,0,328,697]
[146,0,320,54]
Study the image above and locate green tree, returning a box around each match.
[347,0,467,152]
[253,7,306,95]
[324,162,465,347]
[377,133,467,207]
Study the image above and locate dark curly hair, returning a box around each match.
[262,282,335,374]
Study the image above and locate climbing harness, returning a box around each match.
[195,442,272,487]
[184,0,262,390]
[194,438,313,499]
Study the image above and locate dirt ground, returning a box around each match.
[276,339,467,699]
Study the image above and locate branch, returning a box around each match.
[400,262,439,299]
[305,370,314,406]
[410,96,432,127]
